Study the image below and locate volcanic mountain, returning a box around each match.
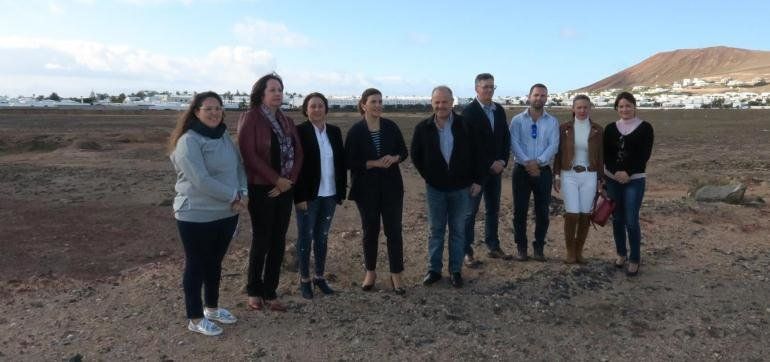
[575,46,770,92]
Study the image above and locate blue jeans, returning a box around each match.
[426,184,470,274]
[512,165,552,252]
[465,173,502,255]
[605,178,646,262]
[295,196,337,279]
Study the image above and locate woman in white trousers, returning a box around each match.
[553,95,604,263]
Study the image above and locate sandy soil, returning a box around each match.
[0,108,768,360]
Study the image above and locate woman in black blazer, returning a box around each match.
[345,88,409,294]
[294,93,347,299]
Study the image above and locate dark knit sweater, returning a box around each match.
[603,121,654,176]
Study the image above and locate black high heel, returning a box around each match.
[391,276,405,296]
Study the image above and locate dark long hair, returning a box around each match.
[614,91,637,110]
[167,91,223,154]
[249,72,283,109]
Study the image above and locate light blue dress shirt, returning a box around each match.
[509,109,560,167]
[436,112,454,166]
[477,97,496,130]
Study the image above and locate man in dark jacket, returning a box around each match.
[411,86,484,288]
[462,73,512,265]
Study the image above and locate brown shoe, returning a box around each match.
[247,297,263,311]
[266,299,287,312]
[488,248,513,260]
[626,262,639,277]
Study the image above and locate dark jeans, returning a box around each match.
[465,173,502,255]
[427,185,470,274]
[606,177,646,262]
[512,164,552,252]
[355,193,404,273]
[295,196,337,279]
[246,184,293,300]
[177,215,238,319]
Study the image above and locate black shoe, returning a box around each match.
[450,273,463,288]
[532,247,546,262]
[514,249,529,261]
[487,248,513,260]
[313,278,334,295]
[464,254,482,269]
[422,271,442,286]
[299,281,313,299]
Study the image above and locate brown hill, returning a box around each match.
[576,46,770,92]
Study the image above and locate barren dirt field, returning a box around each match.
[1,107,769,361]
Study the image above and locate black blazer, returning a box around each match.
[294,121,347,204]
[411,113,486,191]
[461,99,511,170]
[345,118,408,202]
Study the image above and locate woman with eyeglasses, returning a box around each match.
[603,91,654,276]
[345,88,409,294]
[168,91,248,335]
[553,94,603,264]
[238,73,303,311]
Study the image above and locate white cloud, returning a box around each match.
[0,36,415,97]
[232,18,310,48]
[0,36,276,95]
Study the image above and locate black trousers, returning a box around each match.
[177,215,238,319]
[355,192,404,273]
[246,185,293,300]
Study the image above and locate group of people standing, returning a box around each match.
[168,72,654,336]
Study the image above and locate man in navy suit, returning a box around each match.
[462,73,512,266]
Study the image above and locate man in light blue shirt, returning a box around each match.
[509,83,559,261]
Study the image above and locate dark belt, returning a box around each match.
[572,165,587,173]
[516,164,550,171]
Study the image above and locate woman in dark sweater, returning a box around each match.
[293,93,346,299]
[603,92,654,276]
[238,73,303,311]
[345,88,409,294]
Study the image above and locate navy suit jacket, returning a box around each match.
[461,99,511,170]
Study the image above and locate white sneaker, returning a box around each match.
[187,318,222,336]
[203,307,237,324]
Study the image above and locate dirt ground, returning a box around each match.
[0,107,768,361]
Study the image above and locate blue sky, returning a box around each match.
[1,0,768,98]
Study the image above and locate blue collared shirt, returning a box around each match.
[477,97,496,130]
[435,113,454,166]
[509,109,560,166]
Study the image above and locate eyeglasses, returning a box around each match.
[480,85,497,91]
[199,106,223,112]
[531,124,537,139]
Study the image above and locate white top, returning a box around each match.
[314,123,336,197]
[572,117,591,168]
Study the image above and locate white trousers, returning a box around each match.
[560,170,597,213]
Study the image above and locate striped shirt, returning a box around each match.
[370,130,382,156]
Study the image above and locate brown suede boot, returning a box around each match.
[563,213,579,264]
[575,213,591,263]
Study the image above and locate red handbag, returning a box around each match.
[590,194,615,227]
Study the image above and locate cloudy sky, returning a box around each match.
[1,0,768,97]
